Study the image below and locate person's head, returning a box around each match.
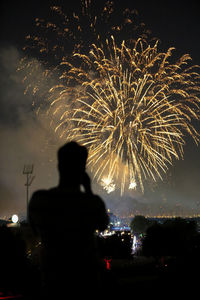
[57,141,88,185]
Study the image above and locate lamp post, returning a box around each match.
[23,164,35,220]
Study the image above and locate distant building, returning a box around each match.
[100,211,131,236]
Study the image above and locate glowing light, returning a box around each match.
[132,235,137,252]
[11,214,19,223]
[104,258,112,270]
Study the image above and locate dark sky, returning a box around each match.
[0,0,200,218]
[1,0,200,61]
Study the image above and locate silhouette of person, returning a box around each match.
[28,141,109,298]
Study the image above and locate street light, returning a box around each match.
[11,214,19,223]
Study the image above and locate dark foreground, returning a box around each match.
[0,223,199,299]
[1,256,199,299]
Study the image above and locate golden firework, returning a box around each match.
[18,2,200,194]
[48,37,200,193]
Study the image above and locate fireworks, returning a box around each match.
[48,37,200,193]
[19,1,200,194]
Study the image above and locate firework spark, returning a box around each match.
[101,176,116,194]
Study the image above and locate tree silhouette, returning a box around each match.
[130,215,153,234]
[142,217,198,259]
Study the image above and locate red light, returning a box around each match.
[104,258,111,270]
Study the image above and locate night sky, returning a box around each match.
[1,0,200,218]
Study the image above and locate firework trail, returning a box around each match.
[19,1,200,194]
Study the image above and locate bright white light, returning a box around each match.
[100,176,116,193]
[11,214,19,223]
[132,235,137,252]
[129,179,137,190]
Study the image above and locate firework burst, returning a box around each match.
[48,37,200,193]
[18,1,200,194]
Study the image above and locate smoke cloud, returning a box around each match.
[0,46,60,218]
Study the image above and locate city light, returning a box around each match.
[132,235,137,252]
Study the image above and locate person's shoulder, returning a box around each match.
[30,187,61,205]
[29,188,56,206]
[31,189,48,200]
[31,187,58,198]
[29,189,46,207]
